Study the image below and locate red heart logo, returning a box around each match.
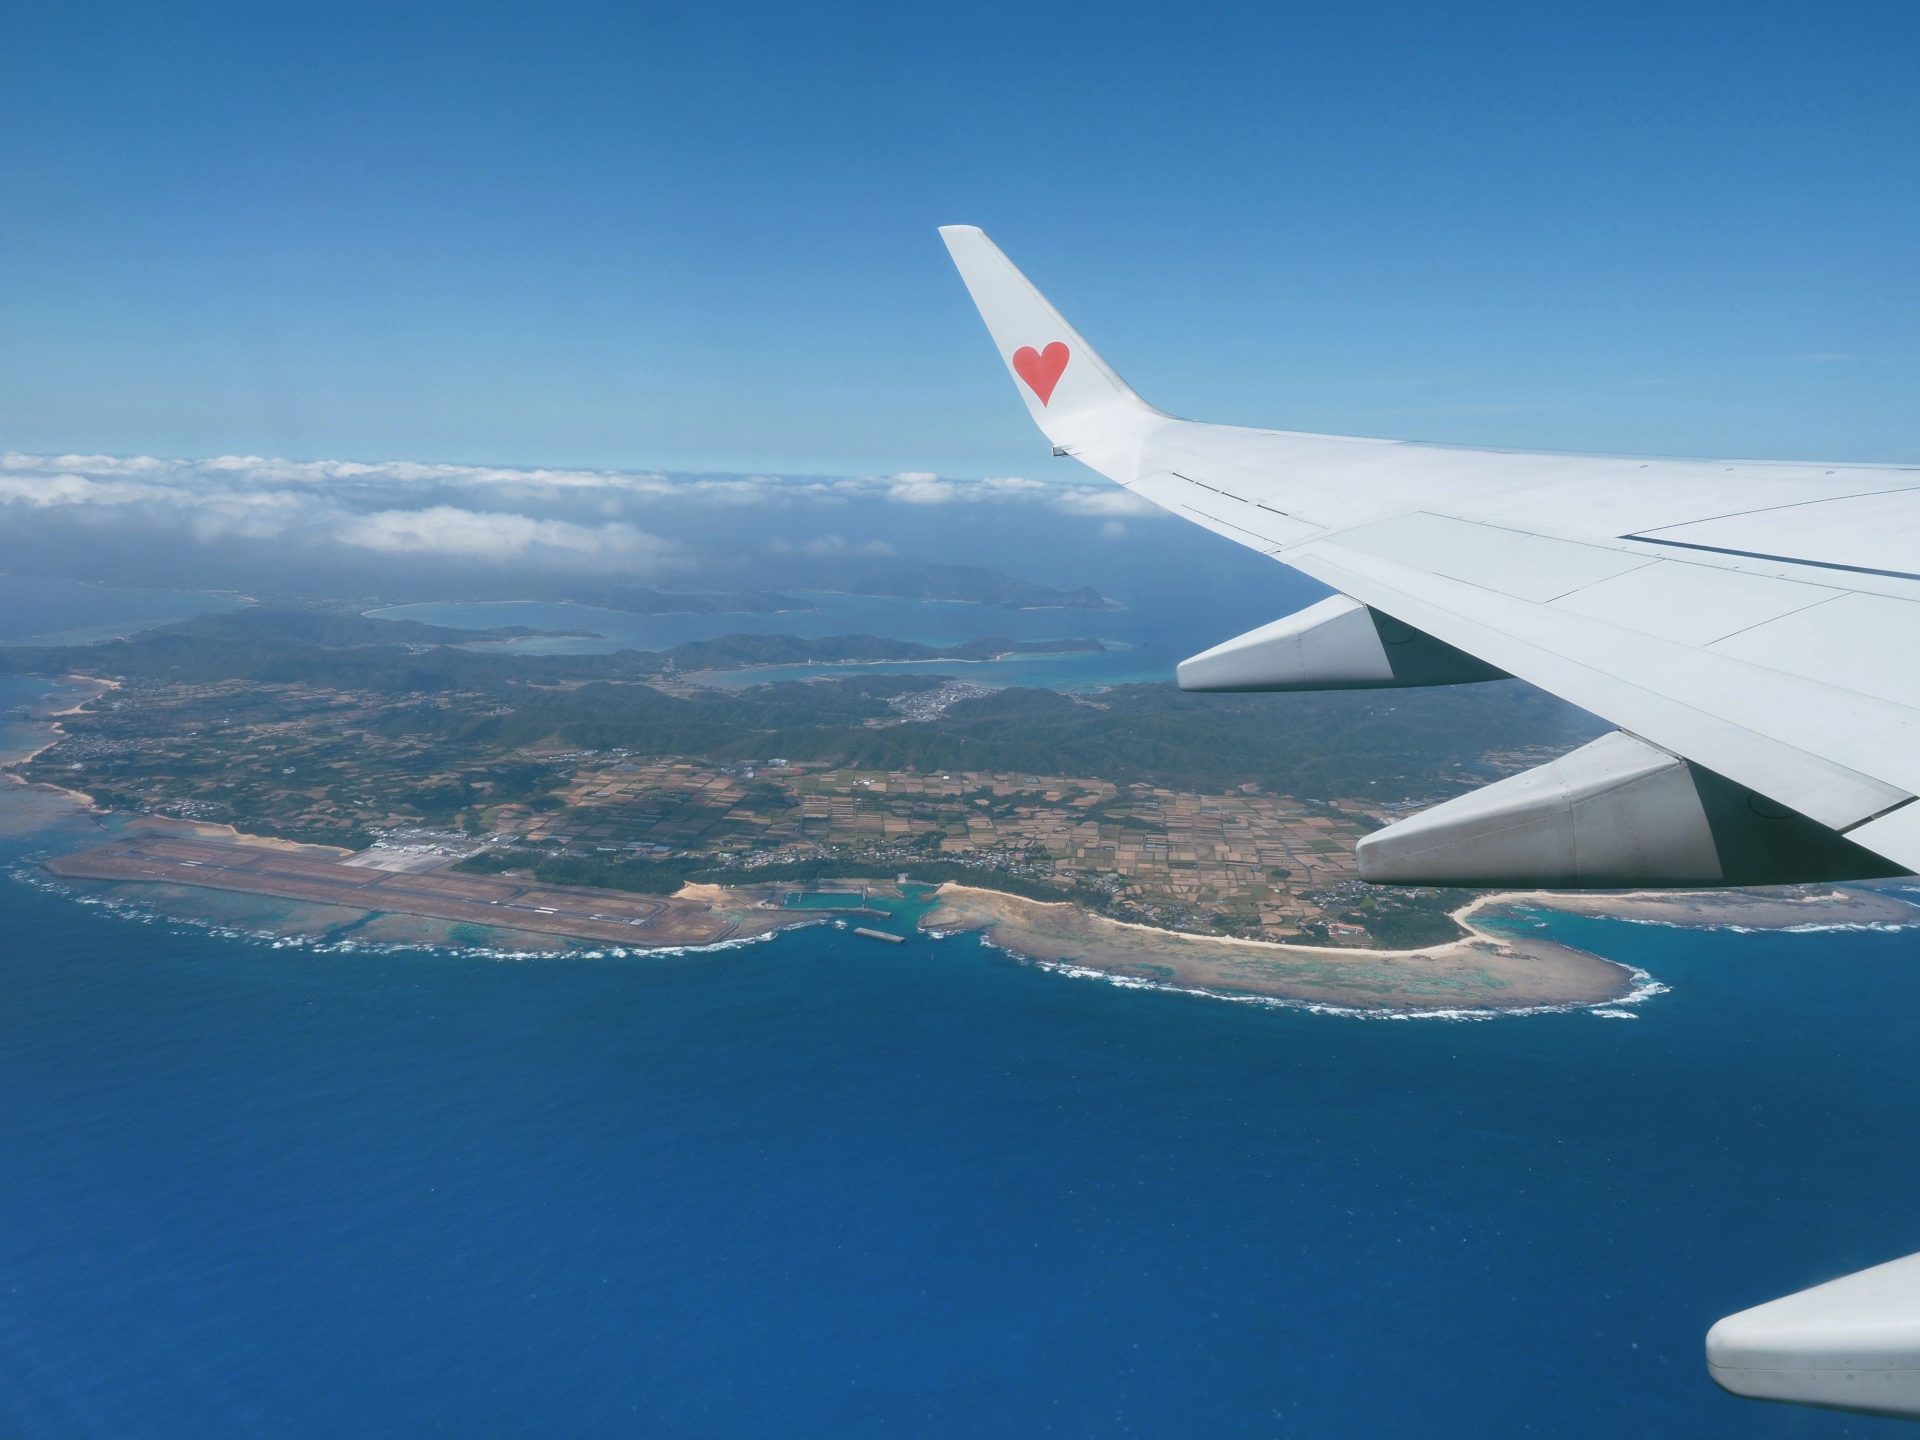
[1012,342,1070,406]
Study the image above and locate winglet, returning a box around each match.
[938,225,1159,449]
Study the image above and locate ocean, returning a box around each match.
[0,576,247,647]
[2,828,1917,1436]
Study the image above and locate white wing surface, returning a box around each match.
[940,225,1920,882]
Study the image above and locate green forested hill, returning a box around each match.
[3,610,1601,801]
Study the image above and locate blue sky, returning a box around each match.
[3,0,1916,475]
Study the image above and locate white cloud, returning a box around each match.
[0,452,1164,573]
[0,452,1167,515]
[0,472,130,507]
[1051,487,1162,517]
[764,535,897,557]
[886,475,958,504]
[881,471,1103,509]
[336,507,679,567]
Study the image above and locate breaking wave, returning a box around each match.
[957,929,1669,1023]
[15,859,1670,1020]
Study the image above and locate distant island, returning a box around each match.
[322,560,1111,617]
[7,547,1115,617]
[522,586,815,616]
[749,556,1116,611]
[661,633,1105,673]
[556,566,1117,613]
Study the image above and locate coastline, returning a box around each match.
[36,829,859,953]
[8,668,1915,1015]
[0,676,122,829]
[1455,885,1920,931]
[1,674,118,770]
[2,678,357,853]
[917,879,1918,1016]
[16,794,1914,1014]
[919,883,1643,1015]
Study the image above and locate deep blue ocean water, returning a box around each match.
[3,831,1918,1436]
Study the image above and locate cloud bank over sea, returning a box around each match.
[0,452,1165,580]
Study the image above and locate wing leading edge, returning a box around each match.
[938,224,1920,881]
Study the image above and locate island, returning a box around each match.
[4,609,1914,1015]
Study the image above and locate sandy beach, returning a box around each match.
[0,675,117,769]
[919,879,1920,1014]
[1462,886,1919,930]
[1,679,356,858]
[919,883,1644,1013]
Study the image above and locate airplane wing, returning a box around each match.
[940,224,1920,888]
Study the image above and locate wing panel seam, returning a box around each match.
[1629,481,1920,535]
[1622,536,1920,585]
[1839,796,1918,836]
[1699,594,1849,648]
[1177,504,1284,552]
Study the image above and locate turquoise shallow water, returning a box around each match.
[784,889,869,908]
[0,675,74,762]
[3,822,1919,1436]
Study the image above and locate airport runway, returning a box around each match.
[46,836,748,947]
